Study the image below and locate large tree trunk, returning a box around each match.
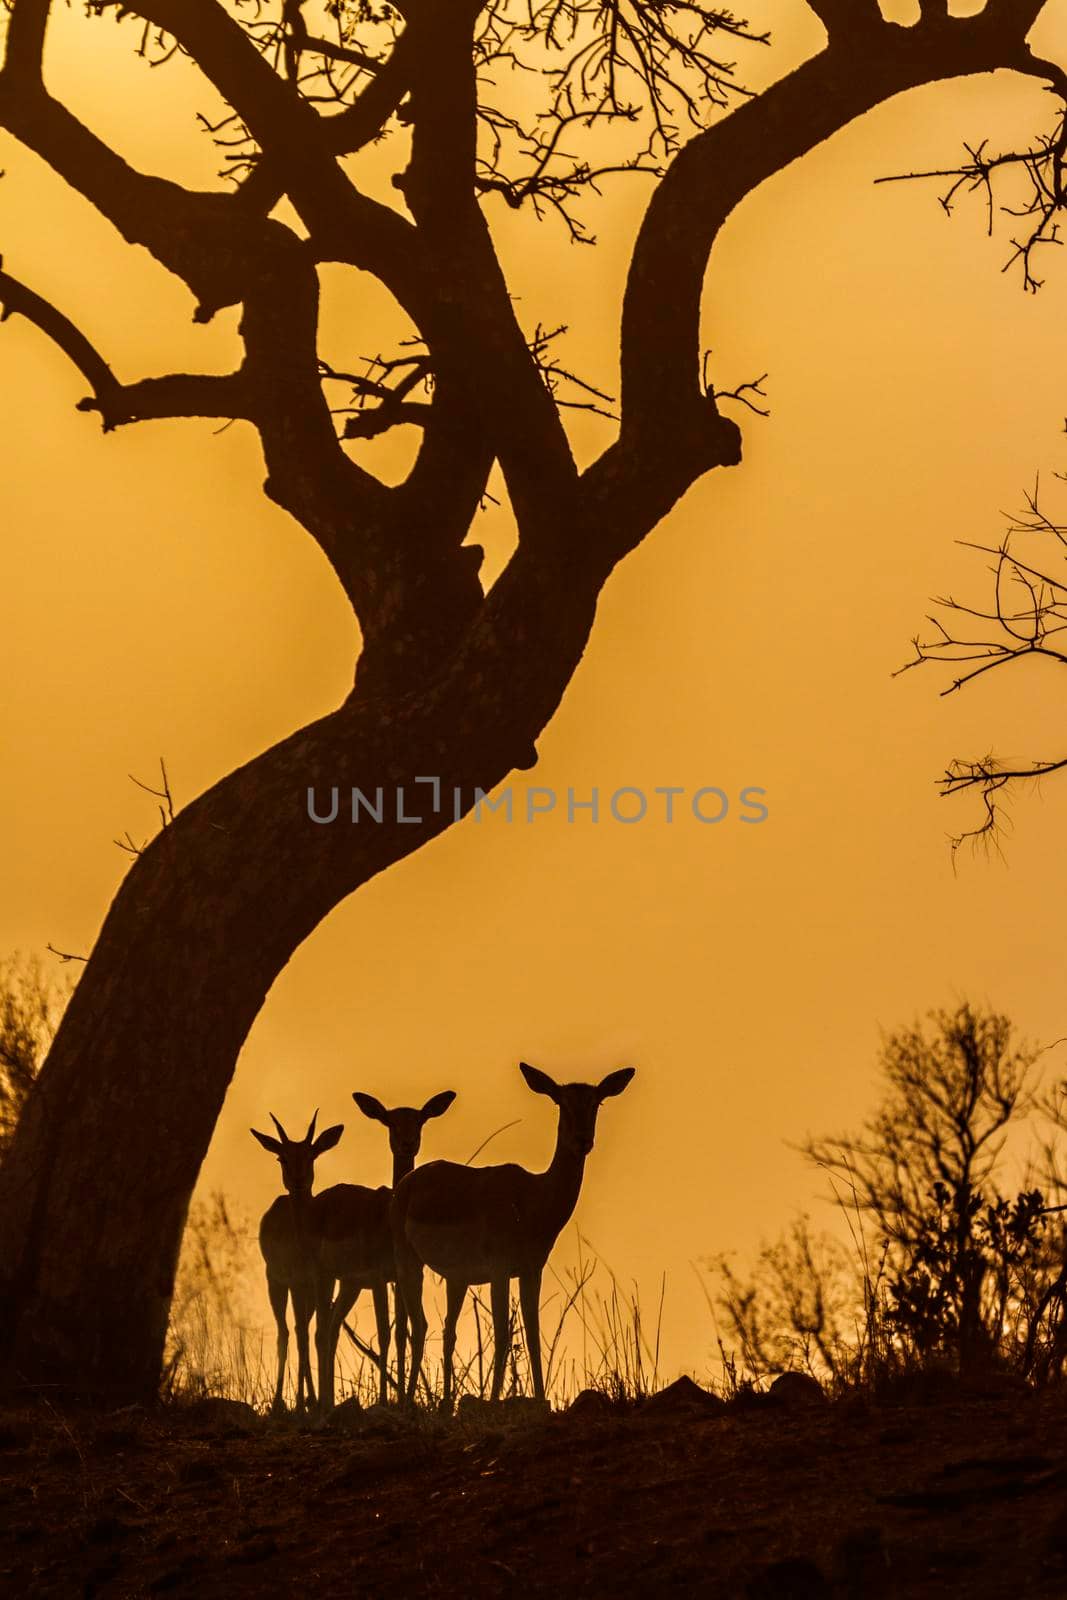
[0,554,598,1398]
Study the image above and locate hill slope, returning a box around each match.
[3,1383,1066,1597]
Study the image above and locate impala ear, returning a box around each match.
[597,1067,635,1100]
[250,1127,283,1156]
[420,1089,457,1121]
[520,1062,560,1101]
[353,1092,389,1124]
[312,1123,344,1156]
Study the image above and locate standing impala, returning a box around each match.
[314,1089,456,1411]
[392,1063,635,1408]
[251,1111,343,1415]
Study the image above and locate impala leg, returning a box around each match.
[316,1273,349,1415]
[394,1280,407,1404]
[442,1277,467,1412]
[371,1280,391,1407]
[324,1278,362,1412]
[267,1276,290,1415]
[397,1258,427,1405]
[519,1268,545,1401]
[489,1276,510,1402]
[292,1283,317,1413]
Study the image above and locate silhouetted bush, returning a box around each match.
[712,1003,1067,1391]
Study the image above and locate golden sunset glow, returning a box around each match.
[3,0,1067,1386]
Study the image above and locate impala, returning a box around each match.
[392,1062,635,1407]
[314,1088,456,1410]
[251,1110,343,1415]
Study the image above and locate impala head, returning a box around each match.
[519,1062,635,1156]
[250,1110,344,1197]
[352,1089,457,1172]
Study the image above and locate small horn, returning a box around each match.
[269,1112,288,1144]
[306,1108,319,1143]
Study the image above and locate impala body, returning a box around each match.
[251,1112,343,1415]
[392,1063,635,1407]
[314,1089,456,1410]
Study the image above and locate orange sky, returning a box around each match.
[3,2,1067,1383]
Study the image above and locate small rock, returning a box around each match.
[768,1372,826,1408]
[362,1417,411,1440]
[177,1397,259,1430]
[322,1396,365,1432]
[568,1388,615,1418]
[457,1395,550,1423]
[644,1376,724,1413]
[362,1402,402,1421]
[500,1395,551,1421]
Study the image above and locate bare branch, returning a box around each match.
[902,476,1067,850]
[45,943,87,965]
[0,260,251,428]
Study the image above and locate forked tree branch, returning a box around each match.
[93,0,428,313]
[399,2,579,538]
[0,0,491,679]
[3,0,1064,698]
[588,3,1061,571]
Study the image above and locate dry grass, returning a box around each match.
[165,1201,670,1413]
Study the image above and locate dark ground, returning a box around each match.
[4,1376,1067,1597]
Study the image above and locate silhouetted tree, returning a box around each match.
[1,0,1064,1396]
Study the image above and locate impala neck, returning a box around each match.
[540,1119,589,1235]
[287,1183,316,1248]
[392,1152,416,1189]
